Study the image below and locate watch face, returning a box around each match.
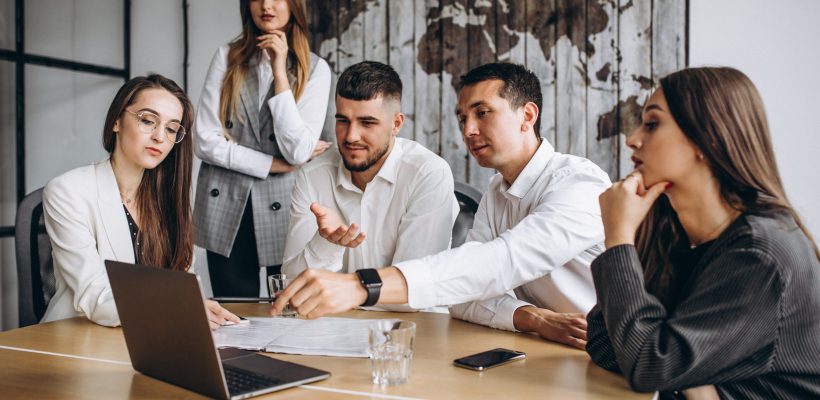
[358,268,383,287]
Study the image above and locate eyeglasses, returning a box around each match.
[124,109,186,144]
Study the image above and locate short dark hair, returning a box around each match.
[458,63,542,136]
[336,61,402,102]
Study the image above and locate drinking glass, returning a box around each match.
[267,274,297,317]
[369,320,415,386]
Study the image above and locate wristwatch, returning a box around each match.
[355,268,383,307]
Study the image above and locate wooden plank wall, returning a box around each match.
[308,0,687,191]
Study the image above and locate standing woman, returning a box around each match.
[195,0,331,296]
[42,74,239,329]
[587,67,820,398]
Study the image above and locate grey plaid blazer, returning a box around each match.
[193,53,321,267]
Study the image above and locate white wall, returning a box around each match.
[689,0,820,244]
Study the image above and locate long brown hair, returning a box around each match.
[637,66,819,305]
[219,0,311,140]
[102,74,194,271]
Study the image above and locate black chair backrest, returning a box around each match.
[452,181,483,248]
[14,188,56,327]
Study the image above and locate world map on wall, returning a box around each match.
[311,0,658,172]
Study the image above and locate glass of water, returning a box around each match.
[369,320,415,386]
[267,274,297,317]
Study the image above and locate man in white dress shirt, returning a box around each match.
[273,63,611,349]
[281,61,458,312]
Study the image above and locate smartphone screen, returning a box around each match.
[453,348,525,371]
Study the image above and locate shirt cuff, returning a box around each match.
[305,231,345,266]
[394,259,437,309]
[233,145,274,179]
[494,297,533,332]
[267,89,293,110]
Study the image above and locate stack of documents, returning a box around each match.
[213,317,395,358]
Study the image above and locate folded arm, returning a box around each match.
[266,59,331,165]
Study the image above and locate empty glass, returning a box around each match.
[267,274,297,317]
[369,320,415,386]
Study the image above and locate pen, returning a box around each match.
[221,316,250,326]
[210,297,275,303]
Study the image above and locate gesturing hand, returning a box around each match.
[257,30,289,78]
[270,268,367,319]
[513,306,588,350]
[599,171,669,249]
[310,203,366,248]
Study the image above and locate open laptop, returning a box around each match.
[105,260,330,399]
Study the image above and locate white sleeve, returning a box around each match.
[266,58,331,165]
[463,190,493,243]
[449,294,532,332]
[447,194,531,331]
[281,168,345,276]
[390,163,457,265]
[396,169,608,310]
[42,180,120,327]
[194,45,274,179]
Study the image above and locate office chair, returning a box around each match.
[14,188,56,327]
[452,181,483,248]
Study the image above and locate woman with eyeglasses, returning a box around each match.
[193,0,331,297]
[586,67,820,398]
[42,74,240,329]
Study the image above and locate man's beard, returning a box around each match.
[341,141,390,172]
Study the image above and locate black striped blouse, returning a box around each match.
[586,211,820,399]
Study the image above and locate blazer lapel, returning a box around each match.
[96,160,135,263]
[239,61,262,144]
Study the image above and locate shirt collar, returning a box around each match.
[336,138,404,193]
[500,138,555,199]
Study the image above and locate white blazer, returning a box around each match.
[41,160,136,326]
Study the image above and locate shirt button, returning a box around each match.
[270,202,281,211]
[269,133,275,141]
[210,188,220,197]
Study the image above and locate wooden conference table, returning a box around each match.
[0,304,649,399]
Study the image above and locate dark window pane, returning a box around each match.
[0,0,13,51]
[0,60,14,227]
[1,236,17,330]
[25,65,121,192]
[24,0,123,68]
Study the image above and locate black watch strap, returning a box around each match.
[356,268,383,307]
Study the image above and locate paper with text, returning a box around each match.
[213,317,397,358]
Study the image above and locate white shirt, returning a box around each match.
[194,45,331,178]
[396,139,611,331]
[282,138,459,280]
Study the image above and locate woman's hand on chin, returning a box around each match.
[599,171,670,249]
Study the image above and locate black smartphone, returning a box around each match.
[453,348,526,371]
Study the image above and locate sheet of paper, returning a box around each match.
[212,317,300,350]
[213,316,396,358]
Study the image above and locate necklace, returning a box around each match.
[120,192,133,205]
[689,210,738,249]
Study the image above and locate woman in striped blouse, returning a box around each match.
[588,66,820,399]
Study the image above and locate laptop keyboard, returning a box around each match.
[224,365,283,395]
